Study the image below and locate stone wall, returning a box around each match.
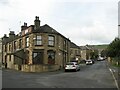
[20,64,60,72]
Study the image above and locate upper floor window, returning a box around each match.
[63,40,67,50]
[4,45,7,52]
[9,43,11,51]
[19,39,22,49]
[48,36,55,46]
[36,35,42,45]
[14,41,17,50]
[70,50,73,55]
[26,37,29,47]
[34,35,42,45]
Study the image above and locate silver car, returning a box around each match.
[86,60,93,65]
[64,62,80,72]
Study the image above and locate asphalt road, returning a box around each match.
[2,60,117,88]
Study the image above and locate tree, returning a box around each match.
[90,50,99,59]
[107,38,120,58]
[101,49,107,57]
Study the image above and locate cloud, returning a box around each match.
[49,2,118,45]
[0,0,56,37]
[0,0,118,46]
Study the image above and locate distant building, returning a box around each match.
[80,45,98,60]
[80,46,90,60]
[70,42,81,63]
[2,16,71,72]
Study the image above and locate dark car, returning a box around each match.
[91,59,95,64]
[80,60,86,64]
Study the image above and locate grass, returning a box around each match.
[112,63,120,67]
[108,57,120,67]
[93,44,108,49]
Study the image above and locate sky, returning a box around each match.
[0,0,119,46]
[118,1,120,38]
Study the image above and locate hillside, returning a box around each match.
[92,44,108,50]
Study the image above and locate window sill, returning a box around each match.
[35,45,43,46]
[48,45,54,47]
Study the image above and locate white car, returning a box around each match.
[86,60,93,65]
[97,57,104,61]
[64,62,80,72]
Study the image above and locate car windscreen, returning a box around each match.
[87,61,91,62]
[66,62,74,65]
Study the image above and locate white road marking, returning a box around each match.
[109,68,119,90]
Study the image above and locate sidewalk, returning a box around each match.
[107,60,120,90]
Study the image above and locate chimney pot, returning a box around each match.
[34,16,40,30]
[21,22,28,31]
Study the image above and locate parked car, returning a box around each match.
[91,59,95,64]
[80,60,86,64]
[64,62,80,72]
[86,60,93,65]
[97,57,104,61]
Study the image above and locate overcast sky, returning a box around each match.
[0,0,119,46]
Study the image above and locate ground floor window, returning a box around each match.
[47,50,55,64]
[32,51,43,64]
[25,50,29,64]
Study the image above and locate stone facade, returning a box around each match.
[2,16,71,72]
[80,45,97,60]
[70,42,81,63]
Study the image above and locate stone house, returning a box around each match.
[80,45,92,60]
[2,16,71,72]
[80,45,98,60]
[80,46,89,60]
[70,42,81,63]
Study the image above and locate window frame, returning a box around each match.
[32,52,43,64]
[19,39,22,49]
[48,35,55,46]
[25,37,29,47]
[34,35,42,46]
[14,41,17,50]
[47,50,55,64]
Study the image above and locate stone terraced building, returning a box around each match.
[2,16,74,72]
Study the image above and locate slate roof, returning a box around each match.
[32,24,59,34]
[2,24,70,44]
[32,24,70,41]
[70,42,80,49]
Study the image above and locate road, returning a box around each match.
[2,60,117,88]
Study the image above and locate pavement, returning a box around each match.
[107,60,120,90]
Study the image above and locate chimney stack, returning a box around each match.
[34,16,40,30]
[21,22,27,31]
[9,31,15,40]
[2,34,9,44]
